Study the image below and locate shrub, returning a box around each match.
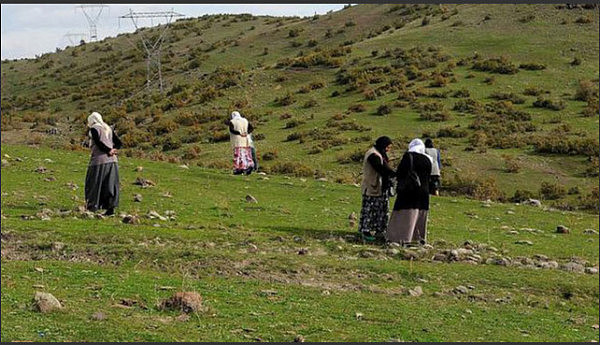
[337,149,364,164]
[519,63,546,70]
[307,39,318,47]
[262,150,278,161]
[330,90,341,97]
[270,161,313,177]
[345,20,356,27]
[436,126,468,138]
[303,99,318,108]
[523,86,545,96]
[285,131,305,142]
[429,74,449,87]
[539,181,566,200]
[575,16,592,24]
[577,187,599,212]
[376,104,392,115]
[582,97,599,117]
[489,92,526,104]
[533,97,566,111]
[510,189,536,203]
[574,80,599,102]
[571,57,582,66]
[284,119,305,129]
[472,57,519,74]
[452,88,470,98]
[274,92,296,106]
[443,173,505,201]
[532,135,599,156]
[348,103,367,113]
[519,15,535,23]
[288,28,301,37]
[420,111,451,122]
[421,16,431,26]
[279,113,293,120]
[209,130,229,143]
[453,99,483,113]
[502,154,521,173]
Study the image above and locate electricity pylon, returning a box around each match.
[78,5,108,42]
[119,9,184,93]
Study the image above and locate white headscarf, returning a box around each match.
[408,138,433,162]
[231,111,242,120]
[87,112,111,138]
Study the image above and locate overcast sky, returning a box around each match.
[1,4,345,60]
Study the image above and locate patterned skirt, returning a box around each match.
[233,147,254,171]
[358,195,390,235]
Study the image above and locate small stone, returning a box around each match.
[33,291,62,313]
[556,225,569,234]
[583,229,599,235]
[453,285,469,294]
[133,194,143,202]
[348,212,357,220]
[245,194,258,203]
[147,210,166,221]
[294,335,305,342]
[178,164,189,169]
[51,242,65,252]
[408,286,423,297]
[515,240,533,245]
[523,199,542,207]
[355,312,363,320]
[135,166,144,172]
[506,210,515,215]
[508,230,519,235]
[122,215,139,224]
[134,177,155,188]
[488,246,498,252]
[1,159,10,167]
[35,166,47,173]
[298,248,309,255]
[386,248,400,256]
[561,262,585,273]
[584,267,598,274]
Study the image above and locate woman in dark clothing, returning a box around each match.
[84,112,122,216]
[386,138,432,245]
[358,136,395,242]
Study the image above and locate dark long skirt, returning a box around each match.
[85,162,120,211]
[358,195,389,236]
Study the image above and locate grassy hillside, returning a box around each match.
[1,4,599,209]
[1,143,599,341]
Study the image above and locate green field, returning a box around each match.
[1,3,599,341]
[1,144,598,341]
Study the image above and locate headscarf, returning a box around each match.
[87,112,111,137]
[408,138,433,162]
[374,136,392,163]
[425,138,434,148]
[231,111,242,120]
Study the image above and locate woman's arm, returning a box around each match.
[90,128,112,153]
[367,153,395,177]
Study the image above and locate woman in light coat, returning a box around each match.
[228,111,255,175]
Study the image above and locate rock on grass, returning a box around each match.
[159,292,203,314]
[33,291,62,313]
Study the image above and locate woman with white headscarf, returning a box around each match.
[386,138,432,245]
[228,111,255,175]
[84,112,122,216]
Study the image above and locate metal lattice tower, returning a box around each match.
[78,5,108,42]
[63,32,87,46]
[119,9,184,93]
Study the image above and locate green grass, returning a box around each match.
[1,144,599,341]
